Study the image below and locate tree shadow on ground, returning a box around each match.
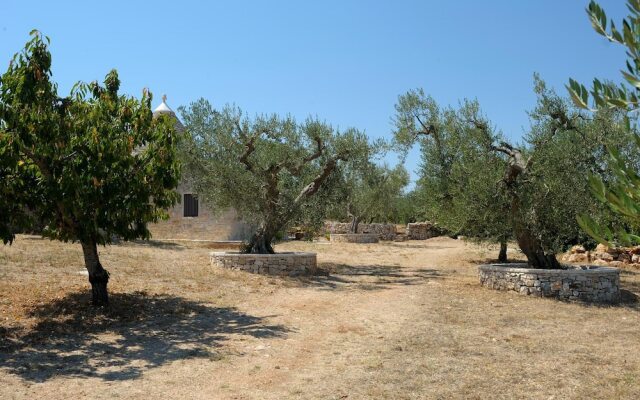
[468,258,527,265]
[0,292,288,382]
[383,242,458,250]
[126,240,187,251]
[298,263,448,291]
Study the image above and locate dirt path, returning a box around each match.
[1,237,639,399]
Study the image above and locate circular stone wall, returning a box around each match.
[210,252,317,276]
[330,233,379,243]
[478,263,620,303]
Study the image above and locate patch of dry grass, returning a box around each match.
[1,235,639,399]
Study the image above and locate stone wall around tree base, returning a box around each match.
[329,233,379,243]
[478,263,620,303]
[210,252,317,276]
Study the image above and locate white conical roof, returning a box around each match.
[153,94,175,116]
[152,94,184,131]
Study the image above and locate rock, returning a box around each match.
[568,253,589,263]
[632,254,640,263]
[630,246,640,255]
[618,253,631,263]
[610,261,623,268]
[592,259,610,266]
[596,252,614,262]
[570,245,586,254]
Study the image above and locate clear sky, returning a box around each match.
[1,0,629,186]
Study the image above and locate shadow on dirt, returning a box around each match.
[127,240,187,251]
[383,242,458,250]
[0,292,288,382]
[299,263,449,291]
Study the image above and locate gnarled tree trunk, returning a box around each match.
[244,225,276,254]
[81,239,110,306]
[514,227,561,269]
[511,196,561,269]
[498,241,508,263]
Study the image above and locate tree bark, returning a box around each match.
[511,196,561,269]
[81,239,110,306]
[244,226,275,254]
[498,241,508,262]
[514,229,561,269]
[350,215,360,234]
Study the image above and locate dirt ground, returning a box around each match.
[1,235,639,399]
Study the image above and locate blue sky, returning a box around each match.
[1,1,629,186]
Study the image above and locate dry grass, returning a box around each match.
[1,235,639,399]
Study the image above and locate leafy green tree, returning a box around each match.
[338,162,409,232]
[180,99,370,254]
[389,189,421,225]
[0,32,181,306]
[394,88,513,261]
[568,0,640,246]
[394,79,632,268]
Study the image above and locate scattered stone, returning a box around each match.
[568,253,588,263]
[570,245,586,254]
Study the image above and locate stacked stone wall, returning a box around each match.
[478,263,620,303]
[323,222,396,241]
[406,222,440,240]
[210,252,317,276]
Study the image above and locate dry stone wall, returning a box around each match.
[478,263,620,303]
[210,252,317,276]
[323,222,396,241]
[406,222,440,240]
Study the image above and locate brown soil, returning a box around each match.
[1,236,639,399]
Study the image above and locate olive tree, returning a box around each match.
[394,79,632,268]
[338,162,409,233]
[180,99,370,254]
[0,32,182,306]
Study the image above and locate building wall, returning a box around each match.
[149,183,253,241]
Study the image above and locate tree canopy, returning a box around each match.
[179,99,371,254]
[328,161,409,233]
[393,78,634,268]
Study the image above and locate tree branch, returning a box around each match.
[294,152,347,205]
[237,120,260,172]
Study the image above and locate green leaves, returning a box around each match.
[567,78,590,109]
[0,32,182,246]
[180,99,373,250]
[569,1,640,246]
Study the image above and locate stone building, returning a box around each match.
[147,96,252,241]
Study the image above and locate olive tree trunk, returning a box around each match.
[244,225,276,254]
[350,215,360,234]
[498,241,508,262]
[81,239,110,306]
[511,196,561,269]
